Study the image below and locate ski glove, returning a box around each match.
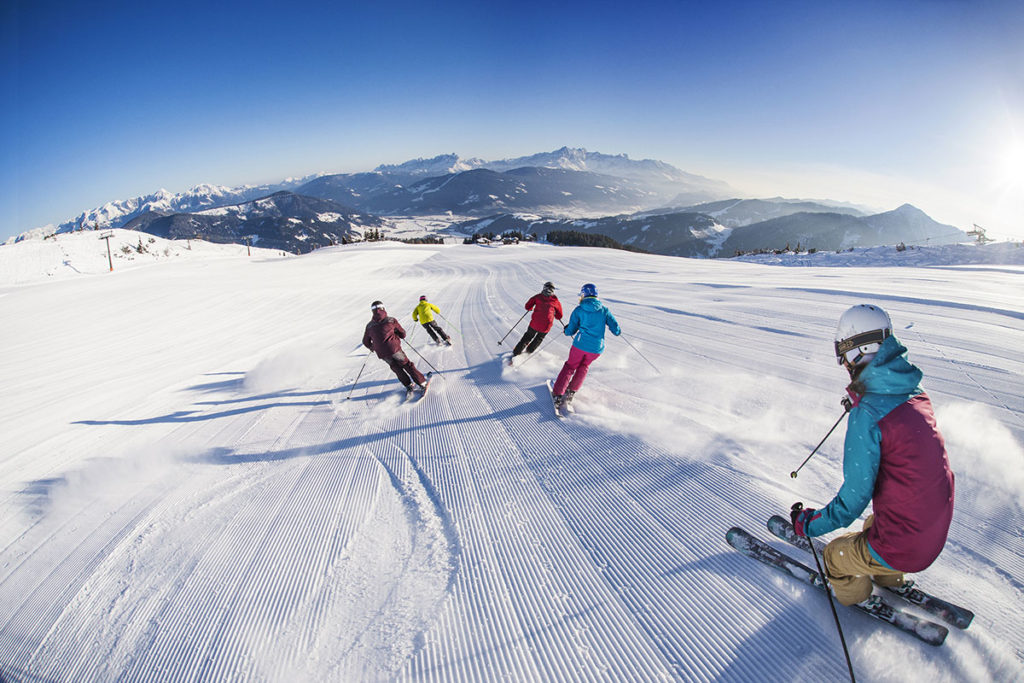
[790,502,817,537]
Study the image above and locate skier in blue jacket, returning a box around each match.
[551,283,620,409]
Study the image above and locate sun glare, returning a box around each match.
[998,137,1024,190]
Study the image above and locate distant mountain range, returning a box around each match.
[456,202,966,257]
[12,178,320,243]
[7,147,968,256]
[121,192,383,254]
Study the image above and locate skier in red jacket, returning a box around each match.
[362,301,428,394]
[510,282,563,363]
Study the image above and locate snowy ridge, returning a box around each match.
[7,177,322,245]
[1,243,1022,681]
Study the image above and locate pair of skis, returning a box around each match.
[546,380,574,419]
[404,372,432,402]
[727,516,973,647]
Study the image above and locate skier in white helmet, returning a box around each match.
[790,304,955,608]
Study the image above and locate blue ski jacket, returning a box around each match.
[563,296,620,354]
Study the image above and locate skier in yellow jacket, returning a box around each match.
[412,296,452,346]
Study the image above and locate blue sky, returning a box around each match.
[3,0,1023,241]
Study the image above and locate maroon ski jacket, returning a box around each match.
[363,307,406,359]
[525,294,563,333]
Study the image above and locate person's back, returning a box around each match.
[849,336,954,572]
[363,305,405,359]
[552,283,620,404]
[526,293,562,333]
[567,296,620,354]
[413,299,440,324]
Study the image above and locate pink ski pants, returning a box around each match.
[553,346,601,395]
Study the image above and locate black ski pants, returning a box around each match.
[422,321,450,343]
[512,327,547,356]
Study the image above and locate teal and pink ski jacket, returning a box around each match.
[805,335,954,573]
[563,296,620,354]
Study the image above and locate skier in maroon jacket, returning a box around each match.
[510,282,563,362]
[363,301,428,393]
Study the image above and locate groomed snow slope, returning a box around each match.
[1,240,1022,682]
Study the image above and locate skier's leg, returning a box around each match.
[823,531,887,605]
[860,515,906,589]
[512,328,537,356]
[393,350,426,385]
[553,346,584,395]
[387,357,413,388]
[525,330,547,353]
[567,350,601,392]
[423,323,440,342]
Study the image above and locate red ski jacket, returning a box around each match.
[363,308,406,359]
[525,294,563,333]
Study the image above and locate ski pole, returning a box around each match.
[438,312,461,336]
[404,340,441,375]
[619,333,660,374]
[794,503,857,682]
[345,351,373,400]
[789,399,852,478]
[498,311,529,345]
[515,330,564,368]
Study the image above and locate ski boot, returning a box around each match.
[856,595,895,621]
[564,390,576,410]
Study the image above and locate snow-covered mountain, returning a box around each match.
[374,153,487,179]
[670,198,867,228]
[300,166,665,217]
[7,149,968,256]
[456,201,966,257]
[8,178,321,245]
[367,147,734,207]
[720,203,967,255]
[122,191,383,253]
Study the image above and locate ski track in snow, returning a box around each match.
[1,242,1022,681]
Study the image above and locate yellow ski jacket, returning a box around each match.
[413,301,441,323]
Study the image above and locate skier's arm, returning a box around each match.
[606,309,621,336]
[394,320,407,339]
[805,410,881,537]
[431,303,440,314]
[362,327,374,351]
[554,299,563,320]
[564,308,581,336]
[525,295,538,311]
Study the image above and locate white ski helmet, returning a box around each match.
[834,304,892,366]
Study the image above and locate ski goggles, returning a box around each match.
[834,329,890,363]
[371,303,386,311]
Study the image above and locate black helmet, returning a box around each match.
[371,301,385,310]
[419,295,427,301]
